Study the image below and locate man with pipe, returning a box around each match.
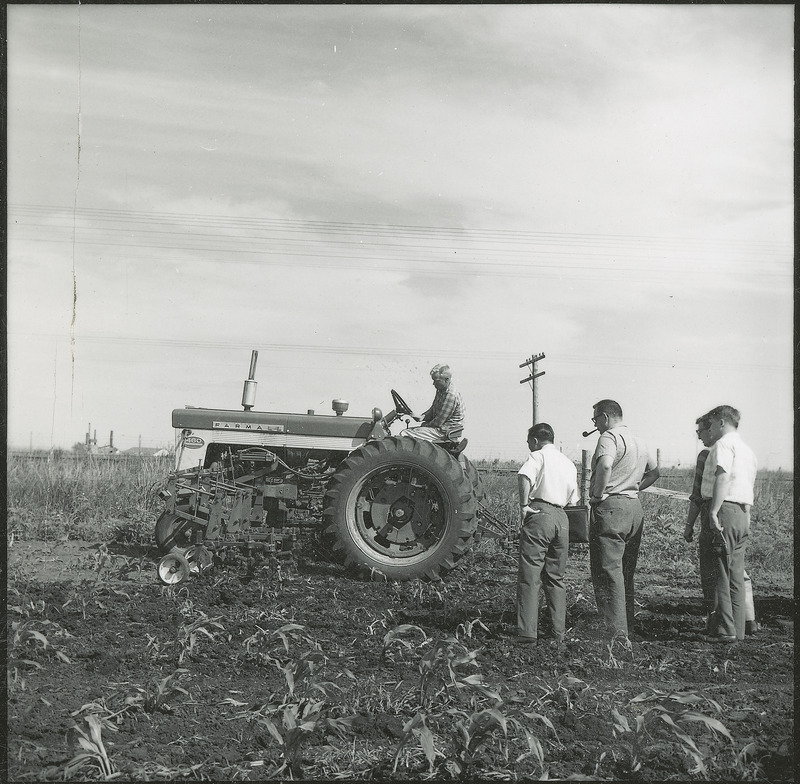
[587,400,660,641]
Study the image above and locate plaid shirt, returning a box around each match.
[422,383,465,435]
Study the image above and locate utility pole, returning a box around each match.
[519,352,546,426]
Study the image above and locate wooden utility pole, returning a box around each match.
[519,352,546,426]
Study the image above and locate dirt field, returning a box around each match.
[7,538,794,781]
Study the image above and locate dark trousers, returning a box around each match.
[697,506,717,630]
[589,495,644,637]
[517,504,569,641]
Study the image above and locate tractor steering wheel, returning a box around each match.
[390,389,414,417]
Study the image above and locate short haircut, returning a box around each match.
[593,399,623,418]
[707,405,740,428]
[430,363,451,380]
[695,415,711,430]
[527,423,555,443]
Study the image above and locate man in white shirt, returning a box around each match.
[516,423,579,647]
[700,404,758,642]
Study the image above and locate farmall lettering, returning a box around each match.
[213,421,285,432]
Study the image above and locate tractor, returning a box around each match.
[154,351,508,584]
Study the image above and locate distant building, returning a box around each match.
[122,446,172,457]
[94,444,120,456]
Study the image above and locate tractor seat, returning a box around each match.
[436,437,468,456]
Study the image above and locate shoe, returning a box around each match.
[515,635,538,645]
[745,620,759,635]
[703,634,737,644]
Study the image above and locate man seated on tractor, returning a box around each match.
[400,363,465,445]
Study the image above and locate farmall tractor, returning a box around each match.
[155,352,507,584]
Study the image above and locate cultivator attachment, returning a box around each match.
[475,502,513,540]
[155,457,321,584]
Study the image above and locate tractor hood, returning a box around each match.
[172,406,377,440]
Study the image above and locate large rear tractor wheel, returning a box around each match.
[461,455,486,503]
[459,455,486,547]
[323,437,478,581]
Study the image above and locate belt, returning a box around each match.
[531,498,564,509]
[722,500,748,510]
[701,499,748,510]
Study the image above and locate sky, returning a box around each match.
[6,4,794,469]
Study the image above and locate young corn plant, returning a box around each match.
[63,713,116,779]
[8,621,71,675]
[380,623,429,665]
[445,706,508,776]
[176,612,224,665]
[610,688,734,776]
[234,624,358,778]
[455,616,490,641]
[72,698,133,729]
[120,669,191,714]
[417,635,497,710]
[392,711,437,775]
[443,699,557,778]
[244,623,331,696]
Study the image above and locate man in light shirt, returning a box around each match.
[588,400,660,641]
[516,423,579,647]
[684,413,758,636]
[700,404,758,643]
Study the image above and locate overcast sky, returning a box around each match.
[7,4,793,468]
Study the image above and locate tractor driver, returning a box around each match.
[400,364,465,444]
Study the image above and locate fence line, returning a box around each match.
[474,466,792,485]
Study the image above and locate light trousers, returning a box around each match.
[517,504,569,641]
[589,495,644,638]
[707,501,749,640]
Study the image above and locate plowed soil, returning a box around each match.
[7,539,794,781]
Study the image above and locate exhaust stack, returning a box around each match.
[242,350,258,410]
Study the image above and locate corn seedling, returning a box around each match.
[455,616,490,640]
[609,688,734,776]
[418,635,498,709]
[64,713,116,779]
[176,612,224,664]
[603,631,634,668]
[280,648,327,696]
[381,623,429,664]
[449,706,508,774]
[392,711,437,774]
[122,669,191,714]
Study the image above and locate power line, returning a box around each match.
[10,204,790,251]
[9,331,791,373]
[9,205,791,281]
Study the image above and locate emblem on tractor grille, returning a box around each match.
[184,436,205,448]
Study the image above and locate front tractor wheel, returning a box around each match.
[323,437,478,581]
